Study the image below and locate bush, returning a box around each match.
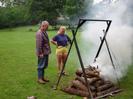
[0,6,29,29]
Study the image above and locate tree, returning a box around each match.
[29,0,65,25]
[63,0,93,19]
[0,0,31,28]
[0,0,93,28]
[0,0,26,7]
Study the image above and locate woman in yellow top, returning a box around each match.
[51,26,71,75]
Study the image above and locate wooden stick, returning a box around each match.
[95,88,123,99]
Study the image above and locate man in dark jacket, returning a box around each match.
[36,21,51,84]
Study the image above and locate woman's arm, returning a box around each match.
[51,39,58,46]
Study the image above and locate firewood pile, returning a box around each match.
[62,66,122,98]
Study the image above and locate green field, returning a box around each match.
[0,26,133,99]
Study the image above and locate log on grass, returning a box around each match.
[75,76,86,84]
[62,87,95,97]
[75,77,97,91]
[72,80,88,91]
[97,86,119,96]
[76,69,83,77]
[76,67,100,77]
[87,77,100,85]
[97,82,114,92]
[75,76,100,85]
[85,70,99,77]
[94,79,105,87]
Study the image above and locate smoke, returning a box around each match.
[80,0,133,83]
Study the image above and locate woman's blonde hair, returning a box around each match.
[59,26,66,30]
[58,26,66,34]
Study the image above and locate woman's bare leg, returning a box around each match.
[62,53,68,75]
[56,54,62,73]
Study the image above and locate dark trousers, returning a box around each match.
[37,55,49,79]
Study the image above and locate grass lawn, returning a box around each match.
[0,26,133,99]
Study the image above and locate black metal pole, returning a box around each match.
[102,30,115,69]
[72,30,93,99]
[100,30,120,86]
[80,18,111,22]
[94,21,112,62]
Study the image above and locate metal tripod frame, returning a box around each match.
[54,18,117,99]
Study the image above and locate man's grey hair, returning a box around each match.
[41,21,49,26]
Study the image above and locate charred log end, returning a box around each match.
[76,69,83,77]
[62,87,92,97]
[96,82,114,92]
[96,87,123,98]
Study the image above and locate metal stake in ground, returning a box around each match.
[94,21,112,62]
[99,29,120,86]
[72,30,93,99]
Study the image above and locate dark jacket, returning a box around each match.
[36,30,51,56]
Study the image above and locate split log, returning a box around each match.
[83,97,88,99]
[27,96,37,99]
[97,82,114,92]
[97,86,119,96]
[72,80,88,91]
[76,67,100,77]
[75,76,86,84]
[86,66,100,74]
[75,77,97,91]
[87,77,100,84]
[94,79,105,87]
[80,70,99,78]
[75,76,100,85]
[90,86,96,91]
[62,87,95,97]
[76,69,83,77]
[85,71,99,77]
[86,66,98,71]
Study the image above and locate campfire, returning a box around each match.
[61,66,122,98]
[53,19,123,98]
